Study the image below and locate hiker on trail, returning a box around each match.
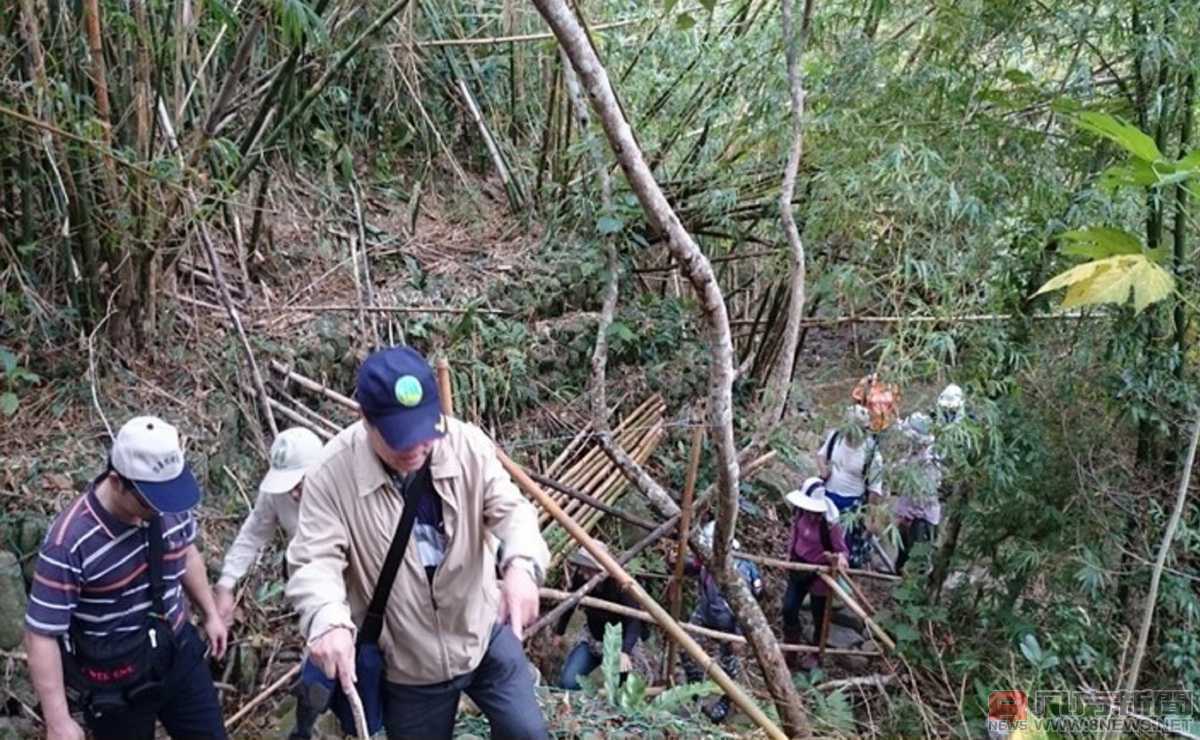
[214,426,325,626]
[934,383,966,424]
[285,345,551,739]
[553,544,643,690]
[678,521,764,724]
[816,404,887,568]
[24,416,228,740]
[893,413,942,574]
[781,478,849,672]
[212,426,327,740]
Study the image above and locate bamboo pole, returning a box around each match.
[497,450,786,740]
[735,551,901,583]
[269,361,358,410]
[817,573,896,651]
[665,420,704,683]
[530,470,658,530]
[224,663,301,729]
[539,589,881,658]
[435,357,453,415]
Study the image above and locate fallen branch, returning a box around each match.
[224,663,301,730]
[268,304,511,316]
[540,588,882,657]
[735,551,901,583]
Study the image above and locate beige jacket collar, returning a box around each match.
[350,426,464,498]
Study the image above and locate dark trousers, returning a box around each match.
[559,640,602,690]
[85,623,226,740]
[680,609,740,684]
[781,572,828,642]
[382,624,547,739]
[896,518,937,573]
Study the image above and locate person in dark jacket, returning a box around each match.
[679,522,764,724]
[553,544,642,689]
[781,477,849,671]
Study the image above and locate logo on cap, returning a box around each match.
[394,375,423,407]
[272,441,289,467]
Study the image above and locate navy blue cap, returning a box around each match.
[356,346,445,451]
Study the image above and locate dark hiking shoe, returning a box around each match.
[704,697,731,723]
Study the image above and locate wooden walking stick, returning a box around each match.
[663,419,703,684]
[436,357,453,415]
[497,449,787,740]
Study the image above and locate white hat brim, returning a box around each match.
[259,466,306,495]
[787,489,829,514]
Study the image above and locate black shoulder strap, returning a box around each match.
[147,516,166,619]
[824,431,840,462]
[360,472,425,644]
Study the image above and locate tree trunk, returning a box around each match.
[528,0,809,733]
[761,0,814,425]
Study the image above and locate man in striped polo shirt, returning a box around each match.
[24,416,229,740]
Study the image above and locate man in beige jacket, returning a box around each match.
[286,346,550,739]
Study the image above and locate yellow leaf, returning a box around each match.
[1035,254,1175,313]
[1130,259,1175,313]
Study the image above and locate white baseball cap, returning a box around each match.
[700,521,740,551]
[110,416,201,514]
[258,427,324,494]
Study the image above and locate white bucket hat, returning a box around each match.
[259,427,325,494]
[938,384,964,412]
[785,477,839,522]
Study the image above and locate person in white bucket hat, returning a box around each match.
[779,477,850,671]
[214,426,326,625]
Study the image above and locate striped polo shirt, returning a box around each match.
[25,483,196,638]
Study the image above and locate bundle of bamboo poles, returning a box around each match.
[538,395,666,565]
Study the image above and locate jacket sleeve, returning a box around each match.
[218,491,280,590]
[471,428,550,583]
[285,462,356,642]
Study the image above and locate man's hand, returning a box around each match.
[310,626,357,696]
[619,652,633,673]
[203,613,229,660]
[214,585,236,628]
[498,564,539,640]
[46,715,85,740]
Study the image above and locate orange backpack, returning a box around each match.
[852,374,900,432]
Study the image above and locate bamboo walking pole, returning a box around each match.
[498,449,787,740]
[664,420,703,684]
[817,573,896,651]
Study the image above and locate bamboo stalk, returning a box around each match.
[267,398,335,441]
[498,451,786,740]
[269,361,358,410]
[665,420,704,683]
[224,663,301,730]
[735,551,901,583]
[817,573,896,652]
[539,588,880,658]
[436,357,453,415]
[530,471,658,531]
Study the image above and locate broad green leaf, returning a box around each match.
[601,622,622,703]
[1178,149,1200,170]
[616,672,647,713]
[1020,634,1043,664]
[652,681,721,711]
[0,346,16,375]
[1058,227,1142,259]
[0,392,17,417]
[675,12,695,30]
[698,0,716,11]
[1077,112,1163,163]
[1003,69,1033,85]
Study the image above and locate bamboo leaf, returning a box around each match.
[1076,112,1163,163]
